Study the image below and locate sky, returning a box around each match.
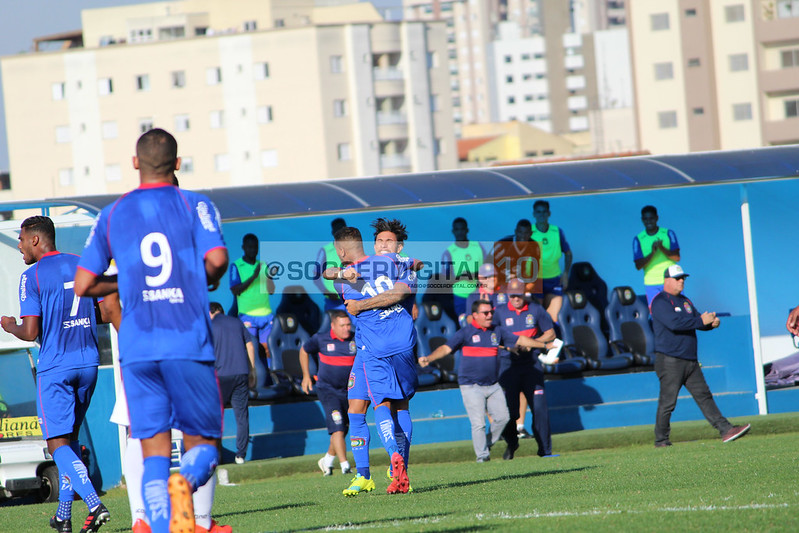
[0,0,403,174]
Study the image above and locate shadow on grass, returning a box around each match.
[412,466,596,494]
[297,512,456,532]
[215,500,315,519]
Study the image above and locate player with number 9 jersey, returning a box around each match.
[78,184,225,366]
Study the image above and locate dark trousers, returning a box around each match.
[654,354,732,445]
[499,361,552,456]
[219,374,250,458]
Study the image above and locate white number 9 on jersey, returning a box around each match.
[140,232,173,287]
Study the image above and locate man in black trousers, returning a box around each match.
[650,265,750,447]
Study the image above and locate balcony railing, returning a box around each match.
[380,153,411,168]
[373,67,404,81]
[376,111,408,125]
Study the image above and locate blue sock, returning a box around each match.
[142,456,170,533]
[374,405,399,458]
[52,445,100,511]
[395,410,413,468]
[180,444,218,492]
[348,412,370,479]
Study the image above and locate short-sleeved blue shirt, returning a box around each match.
[493,301,552,362]
[211,313,252,376]
[78,183,226,365]
[335,253,416,358]
[303,329,356,388]
[19,252,99,375]
[445,321,518,386]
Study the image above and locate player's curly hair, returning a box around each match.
[371,218,408,243]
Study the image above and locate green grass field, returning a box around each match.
[4,414,799,532]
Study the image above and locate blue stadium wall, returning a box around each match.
[55,175,799,489]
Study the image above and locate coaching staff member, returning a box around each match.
[651,265,750,447]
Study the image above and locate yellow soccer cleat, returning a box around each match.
[342,474,376,497]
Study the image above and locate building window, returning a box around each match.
[274,18,285,27]
[159,26,185,39]
[427,51,438,68]
[135,74,150,91]
[658,111,678,128]
[171,71,186,88]
[206,67,222,85]
[105,164,122,182]
[337,143,351,161]
[244,20,257,31]
[174,114,190,132]
[214,154,230,172]
[431,94,440,112]
[685,8,697,16]
[330,55,343,74]
[433,138,442,156]
[777,0,799,18]
[506,75,514,83]
[181,157,194,173]
[55,126,71,144]
[784,99,799,118]
[733,103,753,121]
[692,107,705,115]
[687,58,701,67]
[651,13,670,30]
[522,73,532,81]
[521,53,531,60]
[725,4,745,22]
[525,94,534,102]
[504,55,512,63]
[102,121,118,139]
[256,106,273,124]
[781,49,799,68]
[210,111,224,129]
[52,82,65,100]
[254,62,270,80]
[729,53,749,72]
[58,168,74,186]
[654,62,674,80]
[507,96,515,104]
[333,99,347,117]
[98,78,113,96]
[261,149,278,168]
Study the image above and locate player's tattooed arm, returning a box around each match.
[345,283,410,315]
[322,266,359,282]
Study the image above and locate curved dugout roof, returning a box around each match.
[46,144,799,221]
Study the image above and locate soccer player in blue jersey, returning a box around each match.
[74,129,228,533]
[332,226,418,495]
[1,216,110,533]
[323,219,419,495]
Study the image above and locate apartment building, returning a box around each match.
[1,0,457,200]
[628,0,799,154]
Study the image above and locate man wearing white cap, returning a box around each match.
[650,265,750,447]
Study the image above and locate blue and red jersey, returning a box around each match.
[465,289,508,316]
[19,252,99,375]
[335,253,417,358]
[493,301,552,362]
[303,329,356,389]
[78,183,226,366]
[445,321,518,386]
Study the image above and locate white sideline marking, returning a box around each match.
[321,503,790,530]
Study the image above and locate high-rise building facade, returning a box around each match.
[1,1,457,200]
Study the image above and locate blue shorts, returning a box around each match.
[316,383,349,434]
[37,367,98,440]
[363,350,418,405]
[239,313,274,344]
[122,360,223,440]
[542,276,563,296]
[347,351,369,402]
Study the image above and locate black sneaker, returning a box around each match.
[79,503,110,533]
[517,428,533,439]
[50,516,72,533]
[655,441,673,448]
[503,441,520,460]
